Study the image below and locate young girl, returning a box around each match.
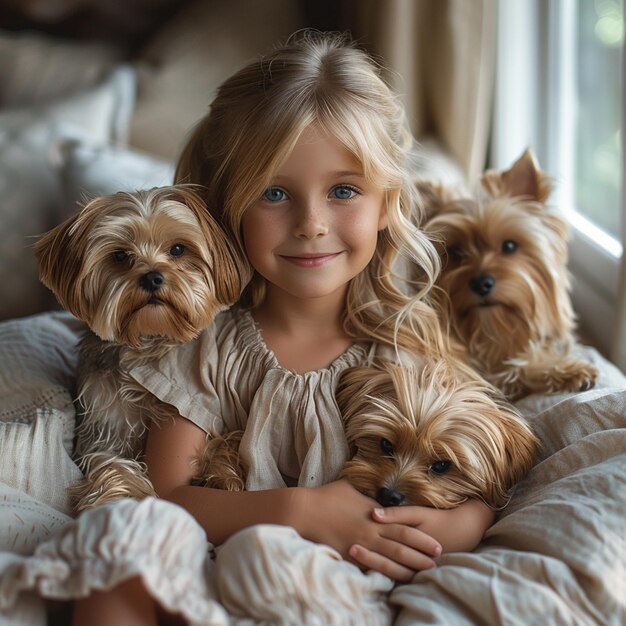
[67,31,494,625]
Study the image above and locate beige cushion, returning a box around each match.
[0,28,120,107]
[129,0,305,159]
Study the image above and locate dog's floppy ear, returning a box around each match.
[335,363,398,428]
[335,364,399,456]
[169,186,249,307]
[482,148,552,203]
[33,209,90,320]
[482,399,538,508]
[335,365,371,424]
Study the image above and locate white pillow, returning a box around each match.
[0,66,135,321]
[0,28,121,107]
[54,136,175,205]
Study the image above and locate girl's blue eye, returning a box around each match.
[263,187,287,202]
[332,185,357,200]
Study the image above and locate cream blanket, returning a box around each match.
[0,312,624,625]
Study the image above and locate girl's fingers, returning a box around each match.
[380,534,439,571]
[351,533,438,578]
[348,544,417,583]
[373,506,425,524]
[377,518,442,558]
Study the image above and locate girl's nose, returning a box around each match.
[293,202,329,239]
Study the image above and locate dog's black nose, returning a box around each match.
[376,487,405,507]
[139,271,164,292]
[469,273,495,297]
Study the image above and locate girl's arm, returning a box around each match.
[146,410,451,581]
[145,409,303,545]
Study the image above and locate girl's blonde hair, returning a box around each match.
[176,30,449,359]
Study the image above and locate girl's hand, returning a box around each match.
[293,480,442,582]
[370,499,495,554]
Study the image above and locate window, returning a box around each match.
[575,0,622,240]
[491,0,624,355]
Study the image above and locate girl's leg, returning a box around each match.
[71,576,158,626]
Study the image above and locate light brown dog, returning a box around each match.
[34,185,247,512]
[421,149,598,400]
[336,361,537,509]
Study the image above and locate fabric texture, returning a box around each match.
[130,307,375,490]
[0,311,85,515]
[0,413,81,516]
[215,525,394,625]
[0,311,83,446]
[0,498,229,626]
[0,462,75,625]
[0,66,135,320]
[0,485,72,556]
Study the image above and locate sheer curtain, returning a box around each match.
[615,285,626,371]
[342,0,497,181]
[612,36,626,371]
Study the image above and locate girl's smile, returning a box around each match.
[242,124,388,305]
[279,252,343,267]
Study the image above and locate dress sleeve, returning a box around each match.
[128,324,225,436]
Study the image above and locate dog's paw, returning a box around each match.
[579,377,596,392]
[192,430,247,491]
[71,454,156,513]
[556,360,599,394]
[507,357,600,398]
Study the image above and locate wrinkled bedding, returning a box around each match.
[0,312,624,625]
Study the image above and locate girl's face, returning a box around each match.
[242,125,388,304]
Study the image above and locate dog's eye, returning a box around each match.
[446,245,463,261]
[430,460,453,475]
[380,438,395,456]
[113,250,128,263]
[502,240,518,254]
[169,244,185,257]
